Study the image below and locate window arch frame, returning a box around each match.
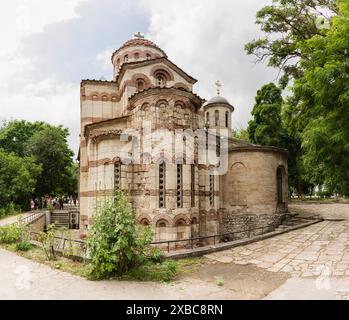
[136,78,146,92]
[225,111,229,128]
[159,161,166,208]
[215,110,220,127]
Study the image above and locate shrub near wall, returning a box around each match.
[86,191,153,280]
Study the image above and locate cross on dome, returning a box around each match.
[215,80,222,96]
[134,32,145,39]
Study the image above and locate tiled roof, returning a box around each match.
[111,38,167,61]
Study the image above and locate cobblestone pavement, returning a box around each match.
[205,221,349,278]
[205,203,349,299]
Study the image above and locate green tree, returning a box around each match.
[232,128,250,141]
[0,120,47,157]
[292,0,349,195]
[0,149,41,210]
[245,0,338,87]
[25,126,76,197]
[248,83,285,146]
[282,96,314,196]
[245,0,349,196]
[87,191,153,280]
[247,83,311,195]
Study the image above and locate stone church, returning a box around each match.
[79,34,288,244]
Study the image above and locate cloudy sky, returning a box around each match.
[0,0,278,155]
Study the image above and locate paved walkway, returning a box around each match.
[205,203,349,299]
[0,248,235,300]
[0,212,33,226]
[205,221,349,277]
[1,203,348,300]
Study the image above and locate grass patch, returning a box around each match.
[176,257,203,276]
[121,257,204,283]
[121,260,177,283]
[0,243,89,278]
[0,243,204,283]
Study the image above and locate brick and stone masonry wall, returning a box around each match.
[29,214,46,240]
[219,211,285,240]
[219,148,288,239]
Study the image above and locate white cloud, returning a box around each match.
[0,0,280,156]
[141,0,278,129]
[0,0,86,154]
[0,82,80,155]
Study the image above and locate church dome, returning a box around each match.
[119,38,164,53]
[205,96,231,106]
[111,35,167,62]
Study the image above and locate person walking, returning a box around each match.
[59,197,64,210]
[30,199,35,211]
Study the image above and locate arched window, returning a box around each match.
[215,110,220,127]
[206,112,210,125]
[154,70,169,88]
[191,165,195,208]
[159,162,166,208]
[136,79,145,92]
[124,55,129,63]
[146,53,151,60]
[134,52,139,60]
[177,164,183,208]
[114,162,121,190]
[156,74,166,87]
[140,218,150,226]
[209,174,214,207]
[225,111,229,128]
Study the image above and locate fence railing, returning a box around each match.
[27,215,320,256]
[150,214,321,253]
[15,211,46,226]
[150,222,283,253]
[29,231,87,259]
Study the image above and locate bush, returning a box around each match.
[0,224,21,244]
[317,190,333,199]
[38,224,57,261]
[0,208,5,219]
[0,203,21,219]
[147,247,165,264]
[16,241,32,251]
[0,217,30,245]
[86,191,153,280]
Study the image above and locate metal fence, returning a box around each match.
[28,215,320,256]
[29,231,87,259]
[150,222,283,253]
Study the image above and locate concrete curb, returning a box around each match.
[166,219,323,260]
